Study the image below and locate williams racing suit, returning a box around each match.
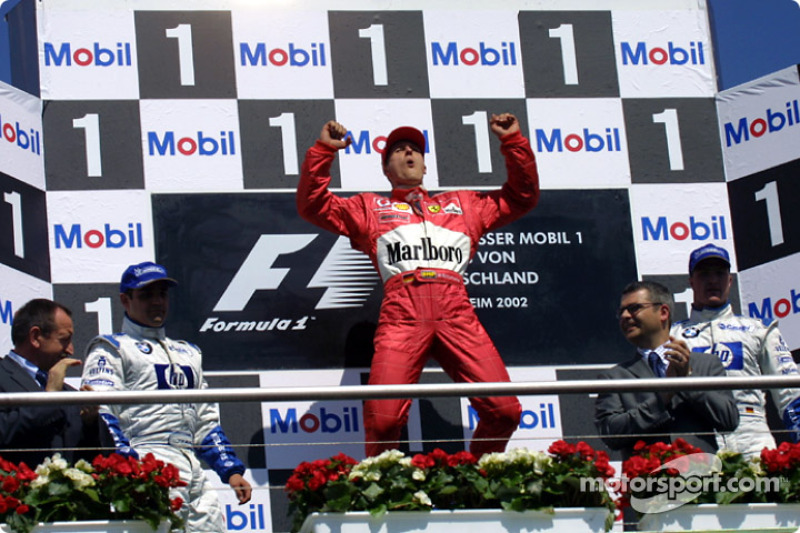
[297,129,540,457]
[81,315,246,532]
[671,303,800,457]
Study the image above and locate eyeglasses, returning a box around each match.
[616,302,662,319]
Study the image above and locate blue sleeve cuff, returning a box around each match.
[194,425,245,483]
[100,413,139,459]
[782,397,800,443]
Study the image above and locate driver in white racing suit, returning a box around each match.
[671,244,800,457]
[82,262,252,532]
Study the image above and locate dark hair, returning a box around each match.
[621,280,674,317]
[10,299,72,347]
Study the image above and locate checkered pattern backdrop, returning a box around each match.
[2,1,799,531]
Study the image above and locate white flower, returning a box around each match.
[355,470,382,482]
[35,453,68,478]
[75,459,93,473]
[477,451,505,468]
[413,490,432,507]
[412,469,426,481]
[30,475,50,489]
[478,447,552,476]
[348,449,408,482]
[64,467,96,489]
[348,464,382,482]
[374,449,405,466]
[49,454,69,471]
[747,458,764,476]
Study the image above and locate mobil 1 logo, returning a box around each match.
[518,11,619,98]
[328,11,429,98]
[431,98,528,187]
[623,97,724,184]
[239,99,337,189]
[43,101,144,190]
[0,172,50,281]
[134,11,236,99]
[727,159,800,270]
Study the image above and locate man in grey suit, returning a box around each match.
[0,299,110,466]
[594,281,739,461]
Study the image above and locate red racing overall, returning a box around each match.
[297,130,540,456]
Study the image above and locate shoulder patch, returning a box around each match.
[180,340,201,352]
[93,334,122,350]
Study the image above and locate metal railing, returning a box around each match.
[2,374,798,406]
[4,375,798,531]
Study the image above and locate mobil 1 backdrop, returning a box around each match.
[2,1,800,531]
[153,189,635,371]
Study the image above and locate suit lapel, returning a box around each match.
[1,356,40,392]
[626,353,656,379]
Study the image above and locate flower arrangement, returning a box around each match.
[0,453,185,533]
[620,438,800,514]
[618,438,704,510]
[285,442,617,533]
[757,441,800,503]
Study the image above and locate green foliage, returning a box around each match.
[285,442,617,532]
[0,453,186,533]
[621,438,800,515]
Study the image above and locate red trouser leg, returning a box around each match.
[432,285,521,457]
[363,279,436,457]
[363,278,520,457]
[363,327,434,456]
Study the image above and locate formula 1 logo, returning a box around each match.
[213,234,379,312]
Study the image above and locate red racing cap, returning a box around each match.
[382,126,426,166]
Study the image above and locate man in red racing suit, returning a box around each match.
[296,114,540,457]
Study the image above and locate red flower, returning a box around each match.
[548,440,576,457]
[447,451,477,467]
[15,504,29,515]
[2,475,19,493]
[760,441,800,474]
[594,452,615,479]
[331,453,357,467]
[140,453,161,475]
[411,454,435,469]
[576,441,594,460]
[285,475,305,494]
[170,497,184,511]
[307,471,327,491]
[15,463,36,482]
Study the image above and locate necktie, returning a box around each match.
[35,370,49,389]
[648,352,665,377]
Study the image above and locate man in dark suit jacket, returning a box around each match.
[0,299,110,467]
[595,281,739,461]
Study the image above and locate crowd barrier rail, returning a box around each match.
[4,375,800,531]
[2,375,799,406]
